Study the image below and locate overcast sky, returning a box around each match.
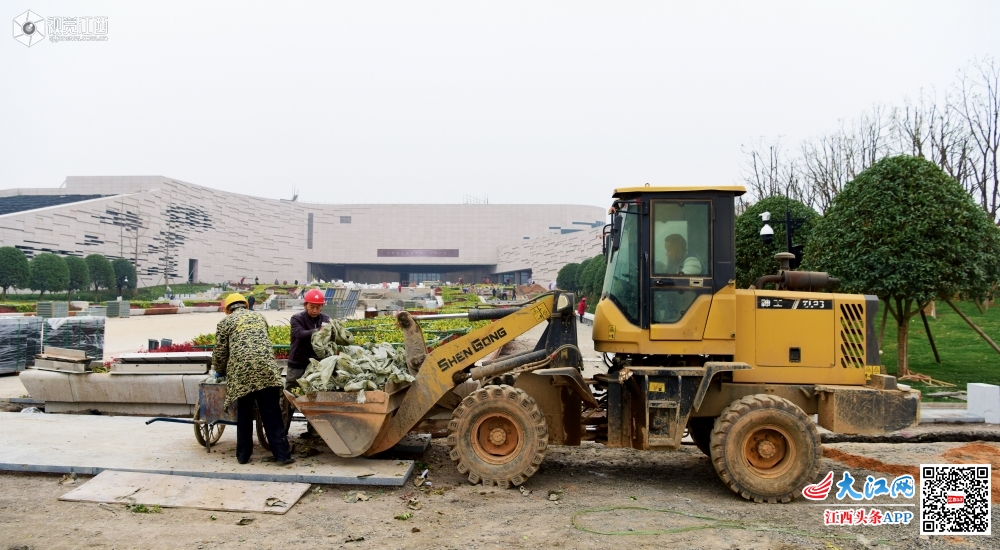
[2,1,997,210]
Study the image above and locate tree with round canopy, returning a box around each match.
[806,155,1000,376]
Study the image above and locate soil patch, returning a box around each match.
[941,443,1000,503]
[822,446,919,477]
[517,284,547,295]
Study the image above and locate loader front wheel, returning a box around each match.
[447,385,548,488]
[710,394,820,503]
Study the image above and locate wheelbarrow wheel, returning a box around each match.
[255,393,293,451]
[192,399,225,447]
[447,384,548,488]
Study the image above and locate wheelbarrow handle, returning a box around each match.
[145,417,197,426]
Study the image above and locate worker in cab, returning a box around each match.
[213,294,294,465]
[288,289,330,393]
[658,234,702,275]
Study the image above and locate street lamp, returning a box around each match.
[759,207,806,269]
[759,212,774,244]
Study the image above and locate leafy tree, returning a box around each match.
[64,256,91,300]
[112,258,138,296]
[576,257,593,292]
[579,254,607,297]
[85,254,115,298]
[29,253,70,298]
[556,263,580,291]
[735,196,821,289]
[806,155,1000,376]
[0,246,30,300]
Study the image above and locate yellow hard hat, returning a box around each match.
[222,293,249,311]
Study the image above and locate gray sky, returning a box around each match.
[2,1,998,210]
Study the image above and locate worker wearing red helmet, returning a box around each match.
[287,288,331,393]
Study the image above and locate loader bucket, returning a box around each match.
[284,382,408,458]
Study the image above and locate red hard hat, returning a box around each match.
[303,289,325,304]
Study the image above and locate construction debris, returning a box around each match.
[296,320,414,395]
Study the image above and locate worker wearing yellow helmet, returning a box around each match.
[213,293,294,465]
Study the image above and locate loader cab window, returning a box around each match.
[651,200,712,325]
[602,204,640,325]
[652,201,711,277]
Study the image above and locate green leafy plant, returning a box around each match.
[127,504,161,513]
[28,253,69,298]
[0,247,30,301]
[85,254,115,300]
[736,196,821,289]
[556,263,580,292]
[807,155,1000,376]
[64,256,91,301]
[111,258,137,296]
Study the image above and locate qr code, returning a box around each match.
[920,464,991,535]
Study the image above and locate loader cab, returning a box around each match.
[595,185,745,352]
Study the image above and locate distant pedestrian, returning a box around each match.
[240,277,245,286]
[492,288,497,299]
[254,276,259,285]
[247,294,256,310]
[511,287,516,300]
[577,297,586,323]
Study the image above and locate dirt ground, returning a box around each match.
[2,437,999,550]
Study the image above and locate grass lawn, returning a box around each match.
[879,300,1000,398]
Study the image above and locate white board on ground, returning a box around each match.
[60,470,310,514]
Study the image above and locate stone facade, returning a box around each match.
[0,176,606,286]
[495,226,604,285]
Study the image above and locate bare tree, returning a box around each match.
[116,199,149,282]
[957,57,1000,225]
[893,90,974,188]
[801,131,850,213]
[740,138,810,206]
[797,105,891,213]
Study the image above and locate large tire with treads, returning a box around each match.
[447,384,548,488]
[710,394,820,503]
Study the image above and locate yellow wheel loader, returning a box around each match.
[286,185,919,503]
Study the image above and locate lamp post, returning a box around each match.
[759,206,806,269]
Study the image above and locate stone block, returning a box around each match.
[19,368,76,401]
[68,373,189,404]
[968,383,1000,424]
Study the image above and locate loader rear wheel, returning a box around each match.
[447,385,548,488]
[687,417,715,457]
[710,394,820,503]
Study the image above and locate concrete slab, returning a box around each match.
[919,408,986,424]
[0,373,28,399]
[968,383,1000,424]
[0,412,413,485]
[60,470,310,514]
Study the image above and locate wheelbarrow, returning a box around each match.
[146,382,237,452]
[283,381,409,458]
